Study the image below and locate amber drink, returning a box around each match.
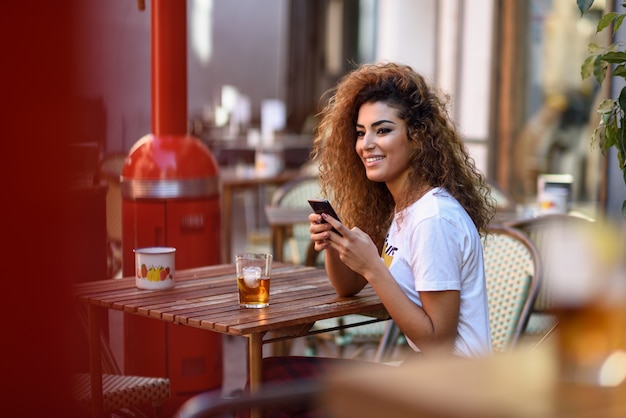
[236,253,272,308]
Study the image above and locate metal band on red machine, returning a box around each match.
[121,177,219,199]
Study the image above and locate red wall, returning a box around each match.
[1,2,89,416]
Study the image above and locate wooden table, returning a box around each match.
[323,344,626,418]
[219,168,303,263]
[74,263,388,418]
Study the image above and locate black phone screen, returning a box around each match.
[308,199,342,236]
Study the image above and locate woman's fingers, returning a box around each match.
[309,213,332,250]
[321,213,346,237]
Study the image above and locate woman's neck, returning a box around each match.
[393,183,433,212]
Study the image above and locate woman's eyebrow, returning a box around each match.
[356,119,396,129]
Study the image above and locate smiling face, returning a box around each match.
[355,101,413,197]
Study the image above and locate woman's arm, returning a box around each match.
[323,247,367,296]
[309,213,367,296]
[368,264,460,354]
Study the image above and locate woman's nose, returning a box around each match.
[362,132,376,149]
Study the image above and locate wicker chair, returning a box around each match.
[482,224,542,352]
[267,174,323,266]
[504,213,594,338]
[73,303,171,417]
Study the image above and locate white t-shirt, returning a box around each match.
[382,187,492,357]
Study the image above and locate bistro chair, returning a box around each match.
[73,303,171,417]
[266,174,323,266]
[97,152,127,278]
[482,224,541,352]
[504,213,594,339]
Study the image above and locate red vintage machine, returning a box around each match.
[120,0,223,410]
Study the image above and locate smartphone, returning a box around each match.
[308,198,342,236]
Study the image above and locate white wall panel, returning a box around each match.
[375,0,437,80]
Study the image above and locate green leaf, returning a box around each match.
[615,14,626,33]
[593,127,606,153]
[597,99,616,114]
[581,55,597,79]
[591,125,603,149]
[619,87,626,113]
[618,128,626,167]
[577,0,595,16]
[594,56,608,83]
[598,12,619,33]
[621,200,626,218]
[600,51,626,63]
[587,42,602,54]
[613,64,626,79]
[604,118,620,152]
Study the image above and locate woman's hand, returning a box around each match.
[308,212,333,251]
[315,213,383,280]
[309,212,374,295]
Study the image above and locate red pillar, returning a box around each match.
[152,0,188,136]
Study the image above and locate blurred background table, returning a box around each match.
[219,168,302,263]
[264,205,312,262]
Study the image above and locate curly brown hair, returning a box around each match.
[311,62,495,250]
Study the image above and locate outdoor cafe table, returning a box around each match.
[73,262,388,418]
[219,167,303,263]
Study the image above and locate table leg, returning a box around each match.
[248,332,265,418]
[271,225,284,262]
[87,304,104,418]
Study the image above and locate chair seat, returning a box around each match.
[73,373,171,415]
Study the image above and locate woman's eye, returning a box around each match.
[356,131,365,138]
[377,127,391,135]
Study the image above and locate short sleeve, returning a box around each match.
[408,217,464,291]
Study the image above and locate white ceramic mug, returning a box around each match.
[134,247,176,290]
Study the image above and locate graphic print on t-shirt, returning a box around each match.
[381,233,397,268]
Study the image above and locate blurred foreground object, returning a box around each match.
[546,217,626,386]
[323,346,626,418]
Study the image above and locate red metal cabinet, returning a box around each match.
[121,133,223,408]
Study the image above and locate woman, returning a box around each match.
[237,62,495,417]
[309,62,495,358]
